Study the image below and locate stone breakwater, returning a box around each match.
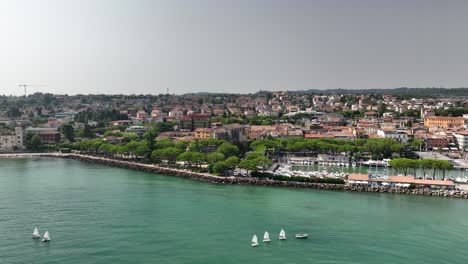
[49,154,468,199]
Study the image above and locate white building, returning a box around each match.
[453,132,468,151]
[377,129,409,144]
[0,127,24,152]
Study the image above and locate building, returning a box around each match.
[347,173,455,190]
[179,114,210,131]
[376,129,409,143]
[25,127,61,143]
[125,126,148,136]
[0,127,24,151]
[195,128,212,139]
[423,116,465,128]
[416,134,449,150]
[453,131,468,151]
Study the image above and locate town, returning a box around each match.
[1,88,467,191]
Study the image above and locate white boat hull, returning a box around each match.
[32,235,40,239]
[279,237,286,240]
[41,238,50,242]
[263,239,270,242]
[295,234,308,239]
[251,243,258,247]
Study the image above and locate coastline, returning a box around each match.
[2,152,468,199]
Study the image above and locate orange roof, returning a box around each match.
[348,173,369,181]
[389,176,454,186]
[304,133,333,139]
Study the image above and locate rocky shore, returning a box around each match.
[9,153,468,199]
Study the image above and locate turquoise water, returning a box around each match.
[1,158,468,264]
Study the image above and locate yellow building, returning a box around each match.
[195,128,212,139]
[423,116,465,128]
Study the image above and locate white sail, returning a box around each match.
[279,229,286,239]
[33,227,39,236]
[251,234,258,244]
[263,231,270,241]
[43,231,50,240]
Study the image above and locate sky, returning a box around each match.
[0,0,467,95]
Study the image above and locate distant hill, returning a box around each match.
[292,87,468,97]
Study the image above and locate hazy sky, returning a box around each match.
[0,0,467,95]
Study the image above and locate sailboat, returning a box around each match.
[279,229,286,240]
[251,234,259,247]
[41,231,51,242]
[32,227,40,239]
[263,231,270,242]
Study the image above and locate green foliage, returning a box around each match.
[207,152,225,164]
[6,107,22,117]
[435,107,468,117]
[217,142,239,158]
[389,158,454,178]
[224,156,240,168]
[61,124,75,142]
[154,139,174,150]
[30,135,42,150]
[151,147,182,163]
[177,151,206,167]
[213,161,230,175]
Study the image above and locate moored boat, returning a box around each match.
[263,231,270,242]
[279,229,286,240]
[251,234,259,247]
[32,227,40,239]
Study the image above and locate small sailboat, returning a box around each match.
[41,231,50,242]
[263,231,271,242]
[279,229,286,240]
[251,234,259,247]
[32,227,40,239]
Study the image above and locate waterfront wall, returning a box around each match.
[9,153,468,199]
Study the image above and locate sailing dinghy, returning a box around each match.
[32,227,40,239]
[279,229,286,240]
[251,234,259,247]
[263,231,270,242]
[41,231,50,242]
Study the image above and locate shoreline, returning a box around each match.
[2,152,468,199]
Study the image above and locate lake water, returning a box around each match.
[1,158,468,264]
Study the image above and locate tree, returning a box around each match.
[154,138,174,150]
[213,161,230,175]
[61,124,75,142]
[252,157,273,172]
[225,156,240,169]
[30,135,42,150]
[83,124,93,138]
[6,107,22,117]
[152,147,182,164]
[239,159,256,176]
[207,152,225,164]
[217,142,239,158]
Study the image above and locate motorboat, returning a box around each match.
[32,227,40,239]
[263,231,270,242]
[251,234,259,247]
[295,233,308,239]
[279,229,286,240]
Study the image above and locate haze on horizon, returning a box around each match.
[0,0,467,96]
